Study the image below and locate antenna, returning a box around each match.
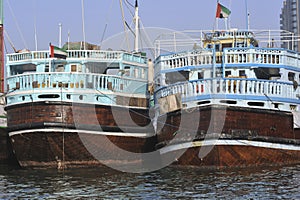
[81,0,86,50]
[245,0,250,30]
[59,23,62,48]
[33,0,38,51]
[134,0,139,52]
[0,0,3,92]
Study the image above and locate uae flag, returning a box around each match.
[50,44,67,59]
[216,3,231,18]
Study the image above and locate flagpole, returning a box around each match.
[214,0,220,31]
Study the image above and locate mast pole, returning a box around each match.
[0,0,4,92]
[245,0,249,30]
[59,23,62,48]
[134,0,139,52]
[81,0,86,50]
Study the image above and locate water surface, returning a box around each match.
[0,164,299,199]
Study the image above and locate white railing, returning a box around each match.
[6,72,147,94]
[7,50,147,64]
[155,79,297,101]
[155,48,300,72]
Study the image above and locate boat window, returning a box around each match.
[248,102,264,107]
[71,65,77,72]
[290,105,297,111]
[106,68,119,75]
[288,72,295,81]
[239,70,246,77]
[198,72,204,79]
[165,71,189,84]
[78,65,82,72]
[38,94,60,99]
[45,65,50,72]
[222,43,232,50]
[220,100,237,105]
[56,65,64,72]
[215,44,220,51]
[197,101,210,105]
[207,44,213,49]
[253,68,280,80]
[10,64,37,75]
[225,71,232,77]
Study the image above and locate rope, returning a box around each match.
[99,0,115,47]
[119,0,131,51]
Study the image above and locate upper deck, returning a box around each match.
[153,29,300,114]
[5,48,150,108]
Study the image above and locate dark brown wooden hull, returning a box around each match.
[156,105,300,168]
[9,129,156,169]
[6,101,156,169]
[160,141,300,168]
[0,127,8,163]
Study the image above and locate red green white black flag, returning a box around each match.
[216,3,231,18]
[49,44,67,59]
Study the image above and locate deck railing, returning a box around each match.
[6,72,147,94]
[155,47,300,71]
[7,50,147,64]
[155,78,298,102]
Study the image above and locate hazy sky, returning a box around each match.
[3,0,284,52]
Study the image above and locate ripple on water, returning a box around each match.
[0,164,299,199]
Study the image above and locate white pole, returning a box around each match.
[81,0,86,50]
[34,21,38,51]
[59,23,62,48]
[134,0,139,52]
[68,30,70,50]
[245,0,250,30]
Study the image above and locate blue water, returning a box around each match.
[0,164,299,199]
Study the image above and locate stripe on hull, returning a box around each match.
[160,139,300,154]
[8,128,155,138]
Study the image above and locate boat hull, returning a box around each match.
[156,105,300,168]
[6,101,156,169]
[0,127,9,163]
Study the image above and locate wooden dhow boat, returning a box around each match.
[5,0,155,170]
[153,2,300,168]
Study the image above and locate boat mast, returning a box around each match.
[0,0,4,93]
[245,0,250,30]
[81,0,86,50]
[134,0,139,52]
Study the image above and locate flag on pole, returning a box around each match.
[49,44,67,59]
[216,3,231,18]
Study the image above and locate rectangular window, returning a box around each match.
[45,65,49,72]
[71,65,77,72]
[225,71,232,77]
[239,70,246,77]
[56,65,64,72]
